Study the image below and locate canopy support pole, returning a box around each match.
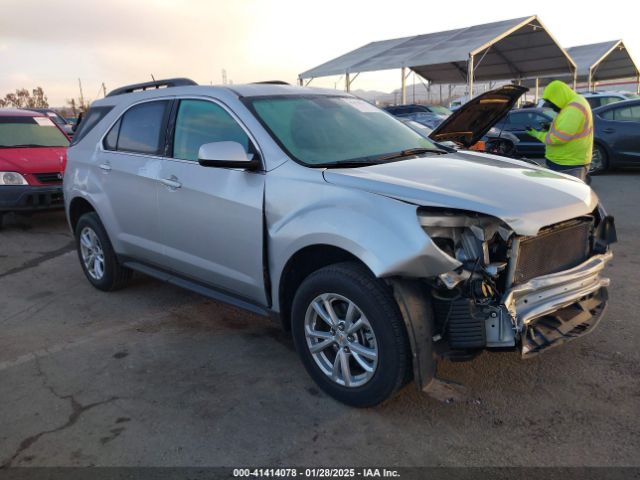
[298,77,303,86]
[467,55,475,98]
[401,67,407,104]
[345,72,359,93]
[534,78,539,103]
[637,71,640,94]
[573,69,578,91]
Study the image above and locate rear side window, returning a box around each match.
[71,106,113,145]
[600,96,622,106]
[172,100,250,161]
[107,100,170,155]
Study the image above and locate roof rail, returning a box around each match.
[106,78,197,97]
[251,80,290,85]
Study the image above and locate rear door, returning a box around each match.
[599,103,640,164]
[97,99,172,262]
[157,97,267,304]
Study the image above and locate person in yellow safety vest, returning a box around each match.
[526,80,593,181]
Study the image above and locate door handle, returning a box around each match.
[603,128,615,133]
[160,177,182,189]
[99,163,112,172]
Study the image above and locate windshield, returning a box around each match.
[246,95,438,166]
[0,116,69,148]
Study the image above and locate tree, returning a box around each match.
[0,87,49,108]
[65,97,90,116]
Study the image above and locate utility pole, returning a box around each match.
[78,78,85,111]
[222,69,227,85]
[102,83,107,97]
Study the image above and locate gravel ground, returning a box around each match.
[0,173,638,467]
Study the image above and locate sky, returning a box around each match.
[1,0,638,106]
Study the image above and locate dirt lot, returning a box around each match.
[0,173,639,468]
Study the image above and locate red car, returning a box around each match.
[0,108,69,223]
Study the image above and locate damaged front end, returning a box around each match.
[418,206,616,359]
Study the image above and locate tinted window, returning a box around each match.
[610,105,640,122]
[172,100,249,161]
[103,119,120,150]
[586,97,601,109]
[600,109,615,120]
[507,112,530,128]
[508,111,550,129]
[600,96,622,106]
[116,101,170,154]
[70,106,112,145]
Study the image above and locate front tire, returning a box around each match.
[590,144,608,174]
[291,262,411,407]
[75,212,131,291]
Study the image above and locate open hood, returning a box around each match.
[429,85,528,148]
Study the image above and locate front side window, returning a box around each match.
[172,100,250,161]
[245,95,437,166]
[112,100,170,155]
[0,116,69,148]
[506,112,530,128]
[609,105,640,122]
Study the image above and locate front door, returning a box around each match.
[600,103,640,165]
[157,98,266,304]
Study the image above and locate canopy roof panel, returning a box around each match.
[299,15,576,84]
[570,40,639,81]
[523,40,639,87]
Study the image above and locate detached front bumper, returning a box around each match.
[0,185,64,212]
[502,251,613,357]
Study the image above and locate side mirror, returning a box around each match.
[197,141,260,170]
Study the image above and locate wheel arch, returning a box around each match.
[68,195,98,232]
[277,244,373,331]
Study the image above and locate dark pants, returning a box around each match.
[546,160,589,181]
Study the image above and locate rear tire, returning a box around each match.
[75,212,131,291]
[590,144,608,174]
[291,262,411,407]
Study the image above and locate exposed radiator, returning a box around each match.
[513,218,593,285]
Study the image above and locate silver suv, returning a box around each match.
[64,79,616,407]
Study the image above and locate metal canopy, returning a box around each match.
[299,16,576,101]
[523,40,640,92]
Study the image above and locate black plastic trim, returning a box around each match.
[120,258,271,317]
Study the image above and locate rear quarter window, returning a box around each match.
[70,106,113,145]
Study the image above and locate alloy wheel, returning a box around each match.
[79,226,105,280]
[304,293,378,388]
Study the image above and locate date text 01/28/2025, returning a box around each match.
[232,468,400,477]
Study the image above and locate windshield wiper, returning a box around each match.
[314,159,385,169]
[376,147,447,162]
